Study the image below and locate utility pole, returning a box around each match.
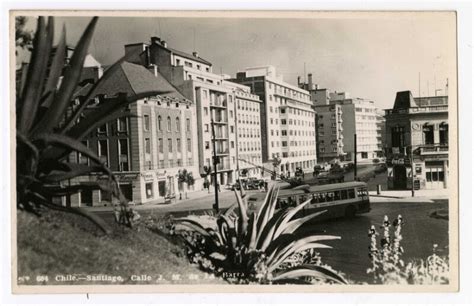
[354,133,358,180]
[410,145,415,197]
[211,119,220,212]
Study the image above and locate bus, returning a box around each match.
[247,182,370,221]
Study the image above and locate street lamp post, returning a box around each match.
[409,145,415,197]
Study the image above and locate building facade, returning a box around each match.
[68,60,201,206]
[232,66,317,176]
[124,37,239,186]
[385,91,448,190]
[223,81,263,179]
[299,75,381,163]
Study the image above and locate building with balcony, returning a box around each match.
[232,66,317,176]
[385,90,448,190]
[67,60,200,206]
[298,75,380,163]
[124,37,238,186]
[223,81,263,179]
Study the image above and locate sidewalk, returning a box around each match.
[369,188,449,200]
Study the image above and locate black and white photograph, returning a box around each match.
[9,10,460,293]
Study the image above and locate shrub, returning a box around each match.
[172,185,347,284]
[16,16,167,232]
[367,215,449,284]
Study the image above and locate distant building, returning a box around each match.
[299,75,380,163]
[124,37,239,186]
[385,91,448,190]
[232,66,317,176]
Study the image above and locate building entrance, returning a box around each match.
[393,165,407,190]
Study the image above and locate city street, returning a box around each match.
[93,171,449,283]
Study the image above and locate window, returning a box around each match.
[117,117,128,132]
[340,189,348,200]
[145,183,153,199]
[168,138,173,152]
[144,138,151,154]
[177,138,181,152]
[186,118,191,132]
[167,116,172,132]
[187,138,192,152]
[143,115,150,131]
[204,107,208,116]
[204,124,209,132]
[391,126,405,148]
[157,116,162,131]
[97,124,107,134]
[348,189,355,199]
[118,139,129,171]
[230,126,234,133]
[158,138,163,153]
[422,124,434,145]
[78,140,89,164]
[205,141,210,150]
[231,141,235,149]
[176,117,180,131]
[98,139,108,166]
[439,123,448,145]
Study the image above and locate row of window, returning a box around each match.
[237,100,259,112]
[238,127,261,138]
[239,141,261,152]
[143,115,192,133]
[267,82,310,101]
[238,113,259,125]
[144,137,192,155]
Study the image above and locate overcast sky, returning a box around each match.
[21,12,457,110]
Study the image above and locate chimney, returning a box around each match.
[151,36,161,45]
[148,64,158,77]
[144,45,151,66]
[297,76,301,85]
[162,40,167,48]
[192,51,199,58]
[308,73,313,88]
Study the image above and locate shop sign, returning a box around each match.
[142,173,154,182]
[116,173,139,181]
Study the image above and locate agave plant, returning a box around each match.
[16,16,167,233]
[174,185,347,284]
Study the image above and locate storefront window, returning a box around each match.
[145,183,153,199]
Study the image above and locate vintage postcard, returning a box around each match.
[10,10,458,293]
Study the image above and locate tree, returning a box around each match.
[271,156,282,180]
[15,16,33,54]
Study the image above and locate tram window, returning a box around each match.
[334,190,341,201]
[341,189,348,200]
[318,193,326,203]
[311,194,318,204]
[326,192,334,202]
[348,189,355,199]
[357,188,368,196]
[300,195,308,204]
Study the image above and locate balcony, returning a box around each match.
[385,105,448,115]
[418,144,449,155]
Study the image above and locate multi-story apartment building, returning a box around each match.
[124,37,238,186]
[385,91,448,190]
[299,75,380,163]
[223,81,263,178]
[375,109,386,157]
[68,60,201,206]
[232,66,317,175]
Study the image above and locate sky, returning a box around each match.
[19,12,457,110]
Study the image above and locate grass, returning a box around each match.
[16,210,225,285]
